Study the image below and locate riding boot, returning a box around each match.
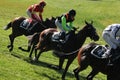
[59,31,65,40]
[107,48,115,66]
[59,32,66,44]
[102,50,110,58]
[110,47,120,62]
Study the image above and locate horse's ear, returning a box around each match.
[46,18,49,21]
[91,20,93,24]
[51,16,54,19]
[85,20,89,25]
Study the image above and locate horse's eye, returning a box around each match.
[88,27,92,30]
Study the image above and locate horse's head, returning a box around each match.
[83,21,99,41]
[44,17,56,28]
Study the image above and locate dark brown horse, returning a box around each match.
[33,21,99,80]
[4,16,56,52]
[73,42,120,80]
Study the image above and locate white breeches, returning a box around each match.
[55,19,65,32]
[102,30,120,49]
[26,10,40,21]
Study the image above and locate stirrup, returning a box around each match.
[102,53,109,59]
[60,39,66,44]
[107,59,113,66]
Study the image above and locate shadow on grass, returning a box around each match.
[11,52,86,80]
[28,60,86,80]
[11,52,25,59]
[88,0,102,1]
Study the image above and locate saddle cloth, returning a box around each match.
[51,32,61,42]
[91,45,108,59]
[20,19,32,30]
[51,31,66,43]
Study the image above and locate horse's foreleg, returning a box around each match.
[86,69,98,80]
[62,57,75,80]
[33,49,44,61]
[58,57,65,70]
[29,45,35,59]
[73,66,81,80]
[7,34,15,52]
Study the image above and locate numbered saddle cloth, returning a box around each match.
[20,19,32,30]
[51,32,61,42]
[91,45,108,58]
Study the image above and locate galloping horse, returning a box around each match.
[4,16,56,51]
[34,21,99,80]
[73,42,120,80]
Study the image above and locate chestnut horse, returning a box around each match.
[34,21,99,80]
[4,16,56,52]
[73,42,120,80]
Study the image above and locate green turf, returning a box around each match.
[1,0,120,80]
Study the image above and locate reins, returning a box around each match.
[39,21,47,29]
[54,48,80,57]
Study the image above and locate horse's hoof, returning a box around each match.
[9,48,13,52]
[73,69,79,80]
[62,78,65,80]
[33,57,38,62]
[18,47,22,49]
[7,45,11,48]
[29,57,32,60]
[47,65,61,70]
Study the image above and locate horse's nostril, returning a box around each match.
[95,36,99,41]
[92,35,99,41]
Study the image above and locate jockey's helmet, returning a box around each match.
[39,1,46,6]
[68,9,76,17]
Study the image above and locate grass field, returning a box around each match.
[1,0,120,80]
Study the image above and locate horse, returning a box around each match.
[33,21,99,80]
[73,42,120,80]
[4,16,56,52]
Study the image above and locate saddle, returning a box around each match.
[51,32,65,43]
[91,45,108,59]
[51,32,66,50]
[20,18,36,30]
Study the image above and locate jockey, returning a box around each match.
[55,9,76,43]
[102,24,120,58]
[26,1,46,22]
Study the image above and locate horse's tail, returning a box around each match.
[3,22,12,30]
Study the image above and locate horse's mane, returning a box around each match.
[45,16,56,21]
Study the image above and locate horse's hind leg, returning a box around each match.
[19,45,31,52]
[18,40,31,52]
[73,56,89,80]
[73,64,89,80]
[7,34,15,52]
